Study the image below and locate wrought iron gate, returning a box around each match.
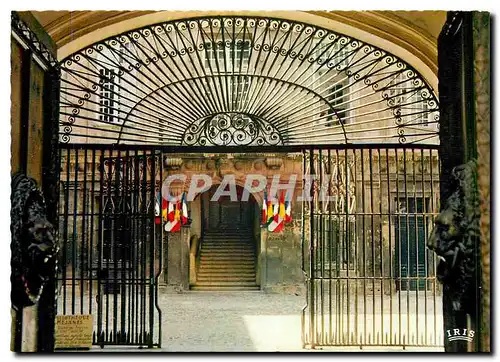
[57,145,163,348]
[301,145,443,348]
[54,14,445,350]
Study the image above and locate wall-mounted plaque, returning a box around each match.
[54,315,93,350]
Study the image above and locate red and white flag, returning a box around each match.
[268,191,292,233]
[164,192,189,233]
[268,192,285,232]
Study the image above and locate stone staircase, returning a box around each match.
[192,229,259,291]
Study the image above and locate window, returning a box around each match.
[204,40,251,71]
[98,43,130,125]
[394,197,431,290]
[325,83,347,127]
[314,42,351,127]
[415,95,429,127]
[315,41,349,72]
[204,40,251,100]
[389,74,429,127]
[98,69,119,124]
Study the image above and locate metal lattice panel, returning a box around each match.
[59,16,439,146]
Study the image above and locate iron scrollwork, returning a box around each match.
[58,15,440,146]
[183,113,283,146]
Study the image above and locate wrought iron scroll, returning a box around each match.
[183,113,283,146]
[59,16,440,146]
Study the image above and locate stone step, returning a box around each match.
[202,240,253,242]
[201,249,254,253]
[199,260,255,266]
[196,276,256,282]
[201,249,253,252]
[203,235,253,237]
[203,235,252,238]
[190,285,260,291]
[201,246,253,250]
[202,240,253,244]
[197,229,257,292]
[197,271,256,277]
[198,263,255,273]
[202,241,253,245]
[199,264,255,268]
[200,255,255,259]
[200,254,255,259]
[193,281,259,287]
[205,228,252,235]
[200,252,255,257]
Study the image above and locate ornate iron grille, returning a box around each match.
[301,145,443,349]
[59,16,439,146]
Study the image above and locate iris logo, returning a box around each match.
[446,328,475,342]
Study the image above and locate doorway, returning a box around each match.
[193,184,260,291]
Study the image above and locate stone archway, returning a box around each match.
[191,183,261,291]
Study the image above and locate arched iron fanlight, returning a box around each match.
[59,16,439,146]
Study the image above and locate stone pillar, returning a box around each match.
[166,227,190,290]
[263,225,304,294]
[259,230,268,288]
[473,11,490,353]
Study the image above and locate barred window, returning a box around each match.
[98,69,119,124]
[204,40,251,100]
[389,73,429,127]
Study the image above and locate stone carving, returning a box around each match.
[164,157,183,170]
[264,157,283,170]
[233,161,244,171]
[427,160,479,320]
[206,160,216,170]
[253,160,264,171]
[10,173,57,310]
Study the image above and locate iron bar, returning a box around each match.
[59,16,439,146]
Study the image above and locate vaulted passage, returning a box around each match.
[55,14,443,350]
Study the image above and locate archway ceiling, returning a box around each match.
[31,10,445,75]
[58,15,440,146]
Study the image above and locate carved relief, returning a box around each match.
[427,160,479,319]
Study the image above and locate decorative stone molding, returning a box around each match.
[233,161,244,171]
[164,157,183,170]
[264,157,283,170]
[253,160,264,171]
[217,158,234,176]
[205,160,216,170]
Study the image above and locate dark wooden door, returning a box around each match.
[208,199,253,231]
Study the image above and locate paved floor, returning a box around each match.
[59,286,444,352]
[159,291,305,352]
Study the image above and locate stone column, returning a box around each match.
[166,227,190,291]
[473,11,490,353]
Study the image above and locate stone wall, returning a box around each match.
[473,11,490,353]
